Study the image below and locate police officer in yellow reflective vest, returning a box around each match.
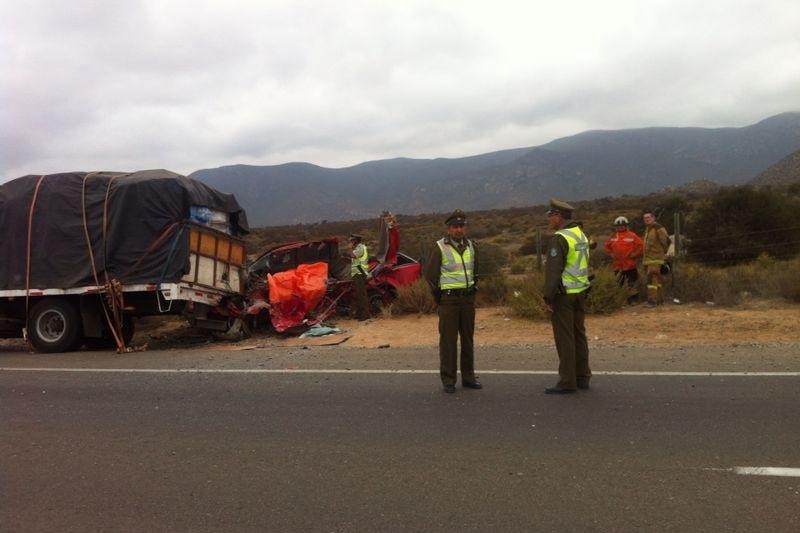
[425,209,482,394]
[543,199,591,394]
[350,234,370,321]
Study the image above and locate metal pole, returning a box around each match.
[535,231,542,271]
[673,212,681,298]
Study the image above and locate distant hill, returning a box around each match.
[750,147,800,187]
[192,112,800,226]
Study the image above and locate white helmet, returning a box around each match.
[614,216,629,225]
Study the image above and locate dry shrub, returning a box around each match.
[509,257,529,275]
[507,269,630,319]
[585,270,629,314]
[673,264,738,305]
[507,272,548,320]
[379,302,395,319]
[672,255,800,305]
[476,274,508,306]
[393,278,437,314]
[672,263,715,303]
[477,242,508,276]
[772,265,800,303]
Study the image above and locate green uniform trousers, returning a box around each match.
[551,291,591,389]
[352,273,370,320]
[438,291,476,386]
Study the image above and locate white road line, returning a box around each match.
[1,367,800,376]
[734,467,800,477]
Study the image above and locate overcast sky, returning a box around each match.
[2,0,799,181]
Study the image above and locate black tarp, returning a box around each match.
[0,170,249,290]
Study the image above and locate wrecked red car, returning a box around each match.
[245,223,421,332]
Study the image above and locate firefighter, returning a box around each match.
[603,216,644,304]
[350,234,370,320]
[641,210,671,306]
[425,209,482,394]
[543,199,591,394]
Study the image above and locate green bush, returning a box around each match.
[477,274,508,306]
[671,263,717,303]
[686,186,800,265]
[518,235,544,256]
[476,241,508,277]
[585,270,630,314]
[507,273,548,320]
[509,257,530,275]
[393,278,437,314]
[671,256,800,304]
[506,269,633,319]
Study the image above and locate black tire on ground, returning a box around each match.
[368,287,396,315]
[28,298,82,353]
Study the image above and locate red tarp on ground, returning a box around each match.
[267,262,329,332]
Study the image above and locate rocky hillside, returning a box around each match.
[750,147,800,187]
[193,112,800,227]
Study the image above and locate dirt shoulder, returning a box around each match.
[324,300,800,350]
[1,300,797,373]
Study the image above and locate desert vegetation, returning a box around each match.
[245,183,800,319]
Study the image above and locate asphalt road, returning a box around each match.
[2,368,799,532]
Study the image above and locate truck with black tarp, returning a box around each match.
[0,170,249,352]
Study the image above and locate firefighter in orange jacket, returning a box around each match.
[603,216,643,304]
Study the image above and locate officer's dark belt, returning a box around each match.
[442,288,472,295]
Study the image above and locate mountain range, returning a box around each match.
[191,112,800,227]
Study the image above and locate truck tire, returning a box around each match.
[28,298,81,353]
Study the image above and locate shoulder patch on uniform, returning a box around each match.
[550,248,558,257]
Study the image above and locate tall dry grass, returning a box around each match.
[672,255,800,305]
[392,278,437,314]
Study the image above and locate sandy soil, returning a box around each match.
[277,300,800,349]
[2,300,797,354]
[1,301,797,373]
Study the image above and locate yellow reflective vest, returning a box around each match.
[436,238,475,289]
[555,227,590,294]
[351,244,368,276]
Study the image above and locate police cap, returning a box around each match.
[445,209,467,226]
[349,233,363,242]
[546,198,575,217]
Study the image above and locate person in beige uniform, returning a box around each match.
[641,210,671,306]
[425,209,482,394]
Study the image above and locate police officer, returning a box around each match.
[425,209,482,394]
[350,234,370,321]
[543,199,591,394]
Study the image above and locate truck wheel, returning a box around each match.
[28,299,81,353]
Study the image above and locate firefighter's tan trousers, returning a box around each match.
[645,264,664,304]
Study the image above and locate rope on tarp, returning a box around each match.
[82,173,127,353]
[23,174,47,349]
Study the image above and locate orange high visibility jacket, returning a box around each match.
[604,229,643,271]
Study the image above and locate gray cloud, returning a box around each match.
[2,0,799,180]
